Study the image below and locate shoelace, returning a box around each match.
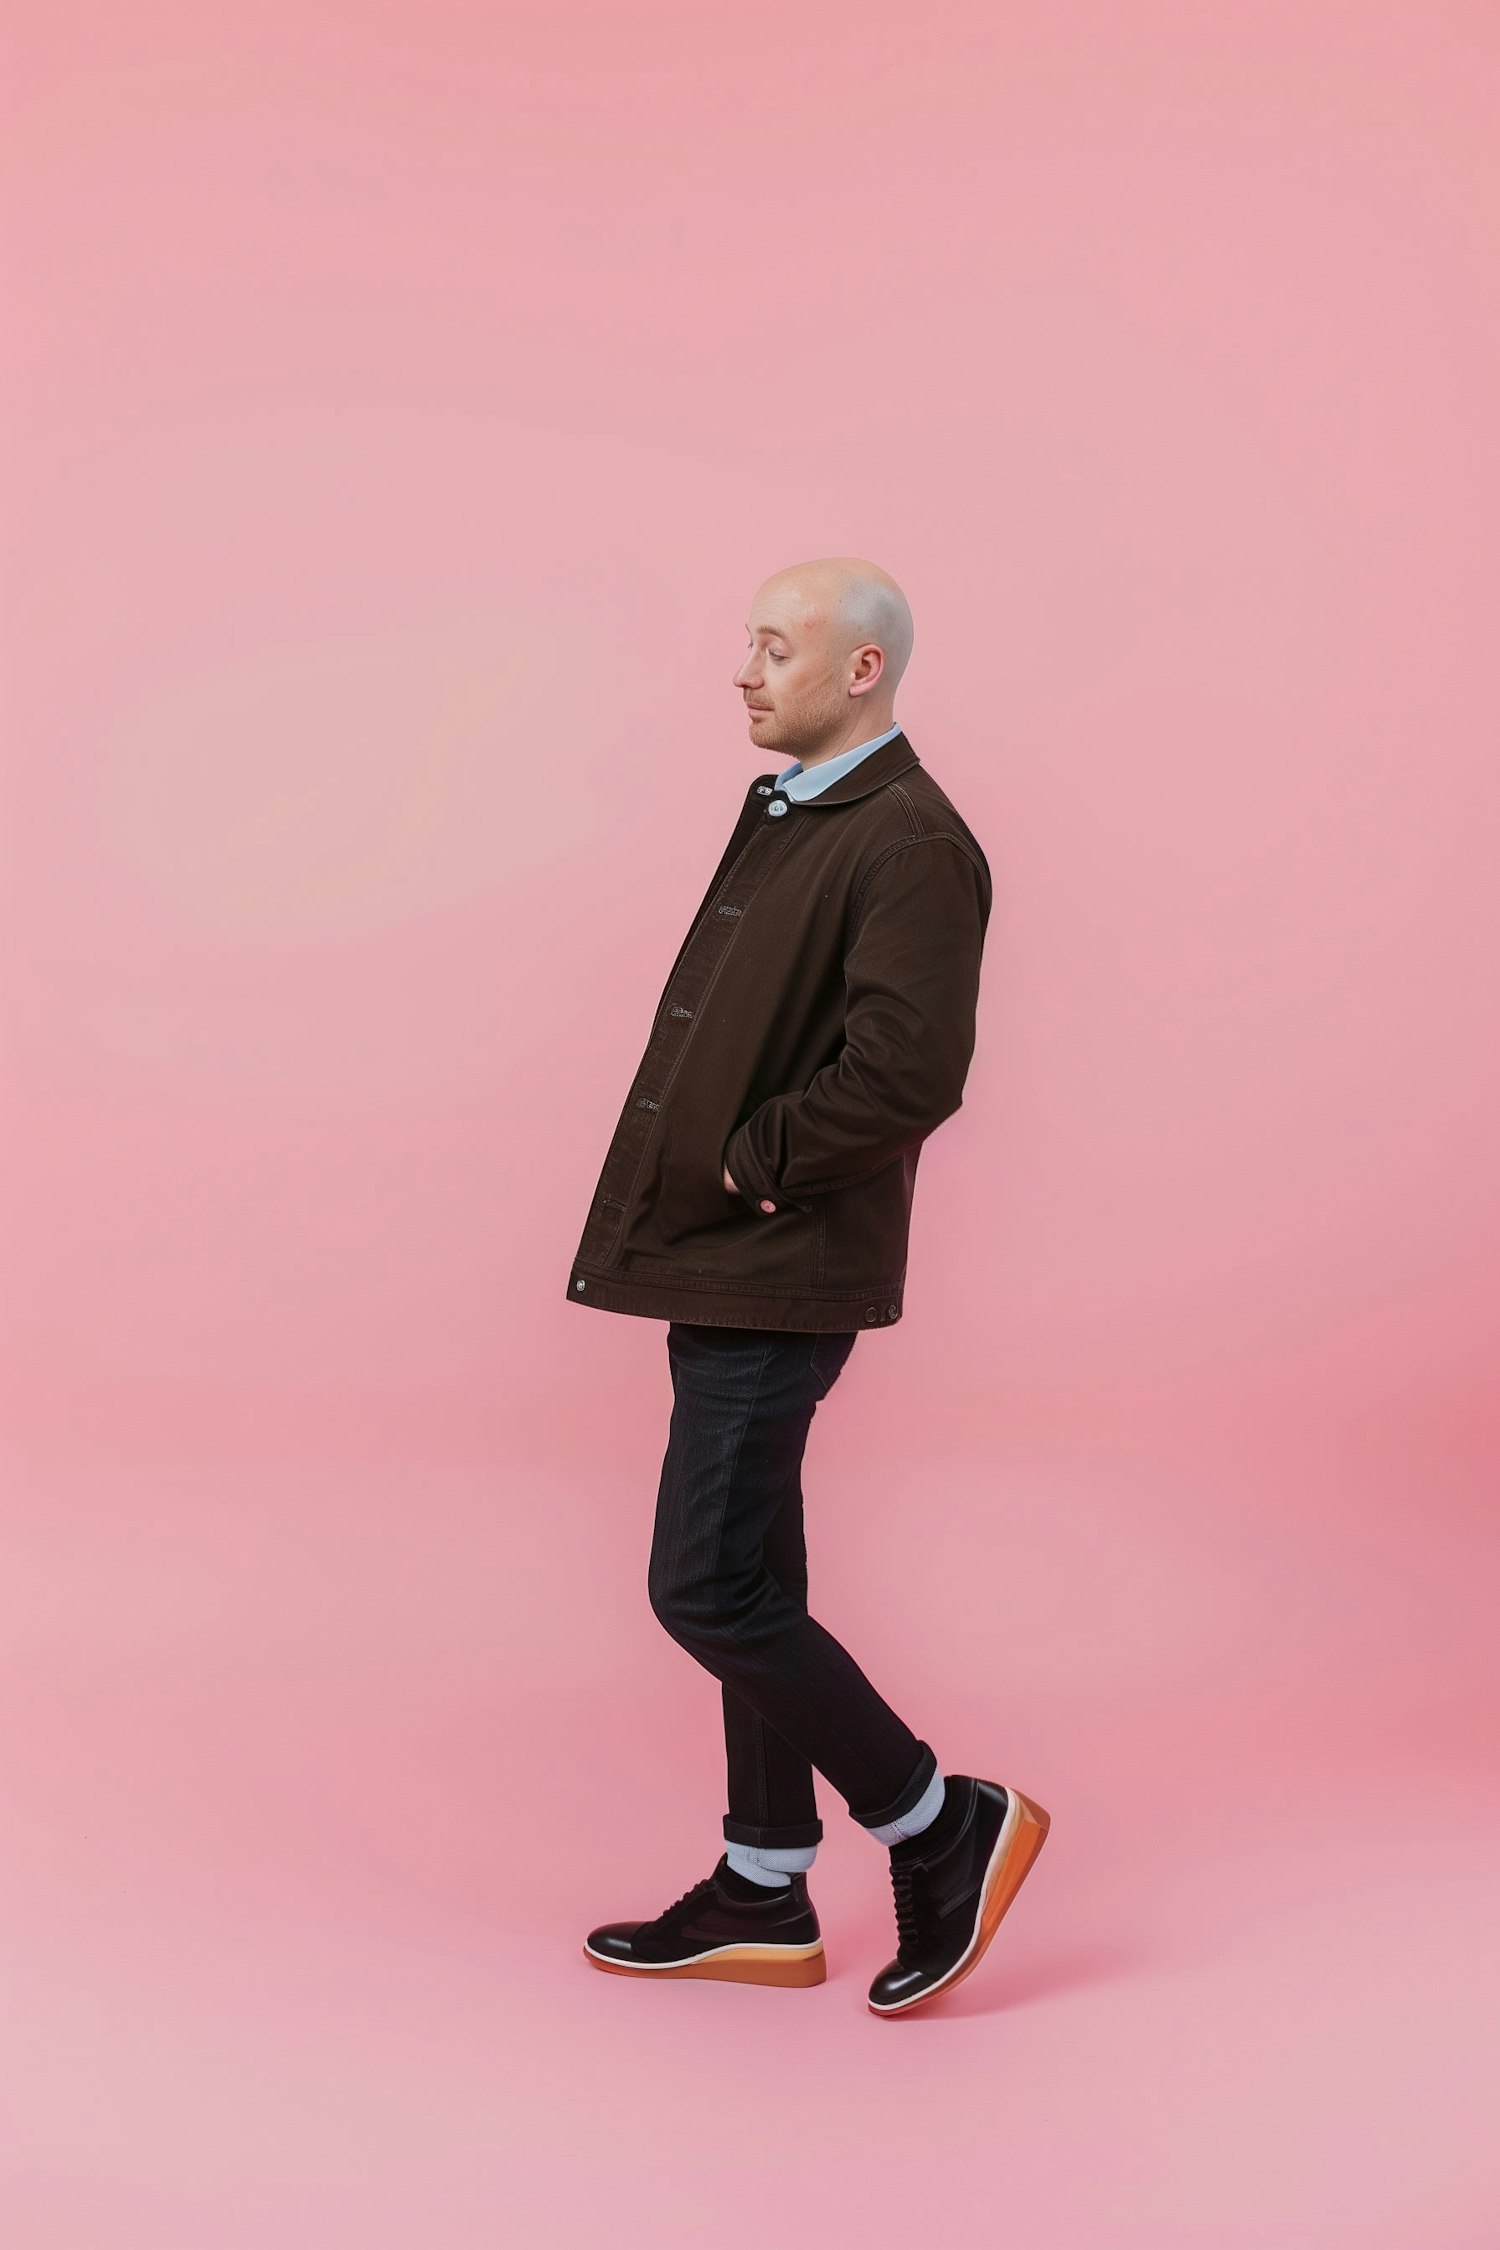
[890,1854,924,1955]
[647,1872,720,1933]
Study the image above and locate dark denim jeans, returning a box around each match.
[647,1321,938,1850]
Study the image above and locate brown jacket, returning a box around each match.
[565,728,992,1333]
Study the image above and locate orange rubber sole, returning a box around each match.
[583,1940,827,1988]
[869,1787,1051,2016]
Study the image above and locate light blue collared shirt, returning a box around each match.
[775,722,902,801]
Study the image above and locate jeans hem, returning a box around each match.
[849,1740,939,1832]
[723,1814,825,1850]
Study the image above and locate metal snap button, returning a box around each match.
[886,1303,899,1318]
[863,1305,878,1323]
[767,799,788,818]
[756,784,772,795]
[575,1279,586,1291]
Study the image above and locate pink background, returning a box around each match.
[4,4,1498,2244]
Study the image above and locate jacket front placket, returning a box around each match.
[577,783,801,1272]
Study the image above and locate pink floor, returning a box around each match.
[6,1373,1495,2249]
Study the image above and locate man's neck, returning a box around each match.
[787,716,899,770]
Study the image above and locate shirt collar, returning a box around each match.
[775,722,904,802]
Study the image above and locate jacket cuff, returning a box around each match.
[723,1123,809,1216]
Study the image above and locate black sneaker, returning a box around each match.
[584,1854,827,1988]
[867,1776,1050,2016]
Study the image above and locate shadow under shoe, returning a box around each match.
[868,1776,1051,2017]
[584,1853,826,1987]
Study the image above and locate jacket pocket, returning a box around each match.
[625,1123,819,1285]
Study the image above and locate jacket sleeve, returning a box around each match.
[722,836,989,1213]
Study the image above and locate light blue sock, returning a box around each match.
[724,1839,818,1888]
[865,1767,947,1846]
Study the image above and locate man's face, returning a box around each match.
[732,586,848,758]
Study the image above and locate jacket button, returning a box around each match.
[886,1303,899,1318]
[575,1279,586,1291]
[759,1198,776,1212]
[863,1306,878,1323]
[767,799,788,818]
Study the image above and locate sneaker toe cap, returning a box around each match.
[867,1958,933,2009]
[585,1921,645,1960]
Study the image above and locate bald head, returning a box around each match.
[761,557,915,691]
[734,556,914,764]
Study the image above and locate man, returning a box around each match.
[567,556,1049,2015]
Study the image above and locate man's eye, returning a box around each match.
[770,650,787,661]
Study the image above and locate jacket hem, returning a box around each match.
[565,1264,904,1332]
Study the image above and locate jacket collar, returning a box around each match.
[760,729,920,809]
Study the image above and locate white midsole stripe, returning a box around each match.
[586,1937,824,1967]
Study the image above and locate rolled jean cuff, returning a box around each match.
[723,1812,824,1850]
[849,1740,939,1834]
